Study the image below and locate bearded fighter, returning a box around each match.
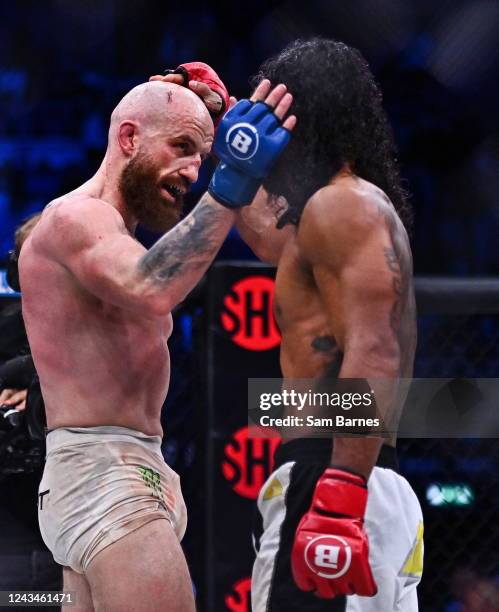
[237,39,424,611]
[19,74,295,611]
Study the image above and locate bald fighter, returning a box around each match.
[20,76,295,611]
[237,39,424,611]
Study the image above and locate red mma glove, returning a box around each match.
[291,468,377,598]
[164,61,229,127]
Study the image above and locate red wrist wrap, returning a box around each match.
[169,61,230,125]
[313,468,368,518]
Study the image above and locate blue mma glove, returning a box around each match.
[208,100,291,208]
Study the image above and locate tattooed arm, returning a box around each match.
[138,193,235,312]
[298,183,412,478]
[44,194,234,316]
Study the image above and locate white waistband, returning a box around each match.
[45,426,163,455]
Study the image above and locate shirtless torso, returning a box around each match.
[19,81,224,438]
[239,172,416,471]
[275,173,416,380]
[21,192,172,436]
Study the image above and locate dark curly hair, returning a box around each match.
[252,38,412,230]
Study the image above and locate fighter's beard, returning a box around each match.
[119,152,183,233]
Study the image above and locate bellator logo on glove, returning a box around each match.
[303,534,353,579]
[291,467,378,599]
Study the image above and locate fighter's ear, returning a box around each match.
[117,121,139,156]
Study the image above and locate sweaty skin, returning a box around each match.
[237,171,416,477]
[20,82,224,437]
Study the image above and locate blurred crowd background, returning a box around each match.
[1,0,498,273]
[0,1,498,611]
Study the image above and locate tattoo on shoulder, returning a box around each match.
[138,194,227,284]
[383,244,405,334]
[384,247,399,273]
[375,195,416,374]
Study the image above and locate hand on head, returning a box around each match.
[151,73,224,117]
[208,80,296,209]
[150,61,230,126]
[249,78,296,131]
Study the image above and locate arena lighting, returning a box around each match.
[426,483,474,507]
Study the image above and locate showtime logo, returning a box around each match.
[220,276,281,351]
[225,577,251,612]
[221,426,281,499]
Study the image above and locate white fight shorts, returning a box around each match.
[252,440,424,611]
[38,426,187,573]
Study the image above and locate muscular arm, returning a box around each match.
[235,188,293,265]
[138,193,234,301]
[298,185,407,478]
[44,194,234,316]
